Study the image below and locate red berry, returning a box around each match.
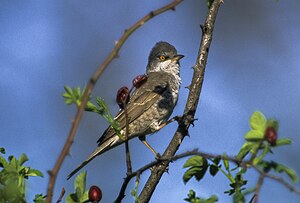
[116,86,130,109]
[132,74,147,88]
[265,127,277,146]
[89,185,102,202]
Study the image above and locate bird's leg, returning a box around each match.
[139,136,161,158]
[153,116,181,131]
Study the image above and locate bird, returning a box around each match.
[67,41,184,179]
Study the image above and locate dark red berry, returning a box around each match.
[132,74,147,88]
[116,86,130,109]
[265,127,277,146]
[89,185,102,202]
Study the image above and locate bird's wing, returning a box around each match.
[97,79,169,144]
[67,75,170,179]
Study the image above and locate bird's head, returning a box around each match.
[146,41,184,74]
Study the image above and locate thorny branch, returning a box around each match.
[138,0,224,202]
[45,1,184,202]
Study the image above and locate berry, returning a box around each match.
[89,185,102,202]
[265,127,277,146]
[132,74,147,88]
[116,86,130,109]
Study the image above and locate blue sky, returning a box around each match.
[1,0,300,202]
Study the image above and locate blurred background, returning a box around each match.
[1,0,300,202]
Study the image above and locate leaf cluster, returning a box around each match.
[0,147,44,202]
[66,171,89,203]
[182,111,298,202]
[63,86,121,138]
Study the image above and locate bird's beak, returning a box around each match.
[171,54,184,62]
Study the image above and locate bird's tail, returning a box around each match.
[67,135,119,180]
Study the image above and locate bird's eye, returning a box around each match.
[159,55,166,61]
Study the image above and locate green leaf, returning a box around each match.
[183,167,202,184]
[65,99,74,105]
[27,169,44,177]
[75,171,87,198]
[85,101,98,112]
[9,156,18,171]
[0,147,5,154]
[275,138,292,146]
[203,195,218,203]
[253,145,270,165]
[212,156,221,165]
[64,86,73,95]
[81,191,89,202]
[33,194,46,203]
[266,119,279,131]
[250,111,266,131]
[236,142,255,160]
[62,92,72,99]
[244,130,264,141]
[66,194,77,203]
[209,165,219,176]
[275,163,298,183]
[73,87,81,99]
[223,154,229,171]
[19,154,29,166]
[0,154,8,168]
[183,157,208,184]
[183,156,205,168]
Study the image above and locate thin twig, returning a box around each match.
[56,187,65,203]
[123,102,132,175]
[138,0,224,201]
[115,149,300,202]
[45,1,184,202]
[253,165,300,195]
[253,174,264,203]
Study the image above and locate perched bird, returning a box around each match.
[67,41,184,179]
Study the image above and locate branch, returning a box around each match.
[254,166,300,195]
[253,174,264,203]
[45,1,184,202]
[138,0,224,201]
[116,149,300,202]
[56,187,65,203]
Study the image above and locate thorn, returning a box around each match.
[165,166,169,173]
[47,170,53,176]
[149,11,154,17]
[200,24,204,32]
[184,85,190,90]
[114,40,119,45]
[171,7,176,11]
[67,152,72,158]
[173,115,182,122]
[190,118,198,127]
[186,130,190,137]
[124,29,128,33]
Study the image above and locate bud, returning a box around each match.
[265,127,277,146]
[132,74,147,88]
[116,86,130,109]
[89,185,102,202]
